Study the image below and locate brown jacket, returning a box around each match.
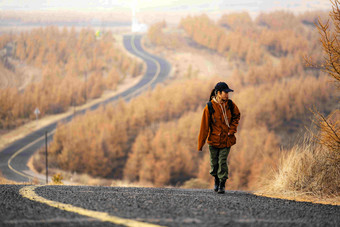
[198,99,240,150]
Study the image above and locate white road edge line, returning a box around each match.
[8,35,162,182]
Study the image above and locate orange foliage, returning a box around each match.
[259,29,309,56]
[180,12,323,62]
[255,11,300,30]
[32,11,337,191]
[124,79,302,188]
[259,1,340,200]
[232,56,306,86]
[0,34,13,49]
[42,73,335,187]
[179,15,260,61]
[234,75,334,130]
[50,109,128,177]
[0,27,142,129]
[218,12,253,31]
[197,125,280,190]
[44,79,214,178]
[147,21,181,48]
[298,11,329,26]
[124,111,202,186]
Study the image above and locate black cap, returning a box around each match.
[215,82,234,93]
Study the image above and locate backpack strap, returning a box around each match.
[228,99,236,120]
[207,101,215,132]
[207,101,215,115]
[207,100,235,131]
[228,99,235,118]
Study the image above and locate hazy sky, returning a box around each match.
[0,0,331,12]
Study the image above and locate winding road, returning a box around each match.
[1,35,339,227]
[0,34,171,183]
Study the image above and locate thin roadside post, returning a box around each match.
[84,72,87,103]
[45,131,48,184]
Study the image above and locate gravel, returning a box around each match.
[1,185,339,226]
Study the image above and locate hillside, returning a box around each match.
[0,27,143,133]
[29,10,338,195]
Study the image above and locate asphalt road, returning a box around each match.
[1,34,340,227]
[1,185,339,226]
[0,34,171,183]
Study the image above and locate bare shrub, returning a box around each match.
[259,132,340,198]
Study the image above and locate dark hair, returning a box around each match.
[210,81,234,101]
[209,88,216,101]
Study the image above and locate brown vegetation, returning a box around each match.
[219,12,253,31]
[258,133,339,202]
[0,27,142,130]
[124,111,202,186]
[179,13,321,63]
[147,21,182,48]
[259,0,340,201]
[33,79,214,181]
[32,10,337,192]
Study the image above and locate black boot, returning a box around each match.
[214,177,219,192]
[218,180,226,194]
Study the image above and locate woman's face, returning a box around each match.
[218,91,229,103]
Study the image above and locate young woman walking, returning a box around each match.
[198,82,240,194]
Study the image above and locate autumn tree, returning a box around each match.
[147,21,181,48]
[218,12,253,31]
[255,11,300,30]
[0,27,142,129]
[35,79,214,179]
[27,10,338,190]
[259,1,340,198]
[308,0,340,151]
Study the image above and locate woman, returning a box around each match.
[198,82,240,194]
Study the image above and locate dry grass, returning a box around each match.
[257,1,339,206]
[257,132,340,206]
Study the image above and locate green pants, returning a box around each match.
[209,145,231,181]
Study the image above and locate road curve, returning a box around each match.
[0,34,171,183]
[1,185,339,226]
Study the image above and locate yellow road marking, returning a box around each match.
[124,35,161,100]
[20,186,163,227]
[8,35,161,181]
[8,130,55,181]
